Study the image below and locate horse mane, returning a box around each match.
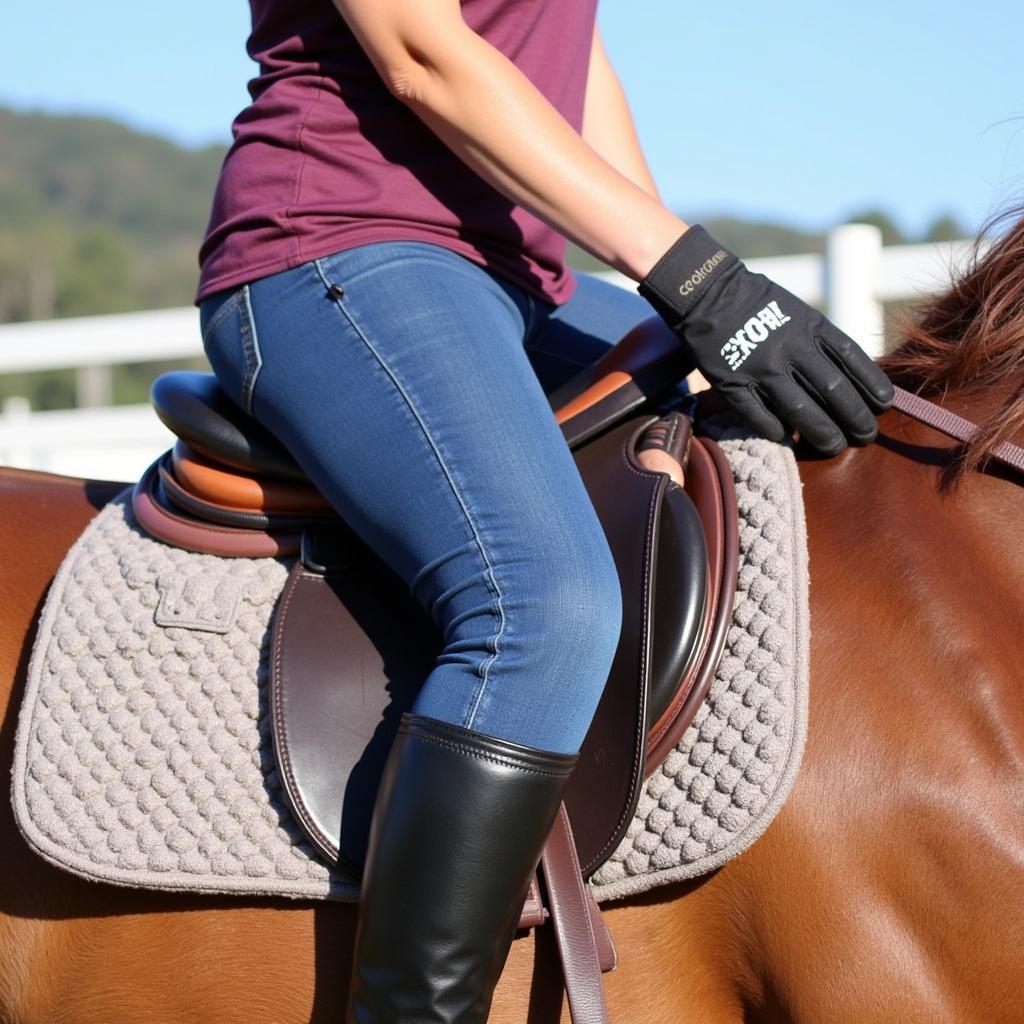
[878,202,1024,487]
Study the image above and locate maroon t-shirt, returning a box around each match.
[195,0,598,306]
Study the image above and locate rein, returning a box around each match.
[890,386,1024,475]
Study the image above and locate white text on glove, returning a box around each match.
[720,301,792,371]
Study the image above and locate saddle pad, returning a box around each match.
[10,429,806,904]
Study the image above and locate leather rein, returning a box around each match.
[890,385,1024,476]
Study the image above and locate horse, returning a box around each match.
[2,208,1023,1023]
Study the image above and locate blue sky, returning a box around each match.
[4,0,1022,237]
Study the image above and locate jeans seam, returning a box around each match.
[311,257,507,728]
[201,288,245,348]
[238,284,265,416]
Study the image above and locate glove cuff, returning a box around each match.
[637,225,739,328]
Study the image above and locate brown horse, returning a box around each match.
[3,210,1024,1023]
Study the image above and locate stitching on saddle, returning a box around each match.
[312,259,508,726]
[645,441,718,751]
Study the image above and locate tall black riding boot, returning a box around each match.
[344,711,578,1024]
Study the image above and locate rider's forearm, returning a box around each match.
[381,22,687,281]
[330,0,893,454]
[582,26,661,203]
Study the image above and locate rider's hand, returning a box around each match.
[637,225,894,454]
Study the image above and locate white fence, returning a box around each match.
[0,224,979,481]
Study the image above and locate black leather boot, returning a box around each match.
[344,711,579,1023]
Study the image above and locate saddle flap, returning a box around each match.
[269,542,440,874]
[268,547,560,933]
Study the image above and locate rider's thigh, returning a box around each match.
[200,242,622,754]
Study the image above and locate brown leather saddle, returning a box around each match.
[133,324,739,1022]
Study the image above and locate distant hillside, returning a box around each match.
[0,108,224,238]
[0,107,226,321]
[0,106,965,324]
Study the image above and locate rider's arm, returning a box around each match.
[329,0,688,282]
[581,25,661,202]
[330,0,894,452]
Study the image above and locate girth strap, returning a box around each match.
[539,804,616,1024]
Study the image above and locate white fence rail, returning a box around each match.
[0,224,979,481]
[0,398,177,482]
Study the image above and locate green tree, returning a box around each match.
[922,213,966,243]
[842,208,907,246]
[0,105,224,324]
[56,226,139,317]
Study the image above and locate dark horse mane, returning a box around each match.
[879,202,1024,487]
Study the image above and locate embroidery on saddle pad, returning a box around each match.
[10,427,807,904]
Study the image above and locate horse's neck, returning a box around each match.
[727,394,1024,1023]
[801,389,1024,658]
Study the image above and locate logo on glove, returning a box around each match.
[678,249,730,297]
[720,301,792,371]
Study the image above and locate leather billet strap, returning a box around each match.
[892,385,1024,473]
[539,803,616,1024]
[520,876,547,930]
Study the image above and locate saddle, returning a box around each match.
[134,322,739,1022]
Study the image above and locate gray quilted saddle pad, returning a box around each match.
[10,426,808,905]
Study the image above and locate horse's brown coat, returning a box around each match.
[3,386,1023,1022]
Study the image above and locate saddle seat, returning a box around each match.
[134,321,739,1023]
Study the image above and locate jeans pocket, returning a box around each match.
[198,284,263,416]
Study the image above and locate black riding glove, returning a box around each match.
[637,225,894,454]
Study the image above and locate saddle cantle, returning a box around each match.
[138,323,738,1023]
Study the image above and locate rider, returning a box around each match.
[195,1,893,1020]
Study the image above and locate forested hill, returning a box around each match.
[0,106,963,324]
[0,107,225,322]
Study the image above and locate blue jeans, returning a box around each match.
[199,241,658,754]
